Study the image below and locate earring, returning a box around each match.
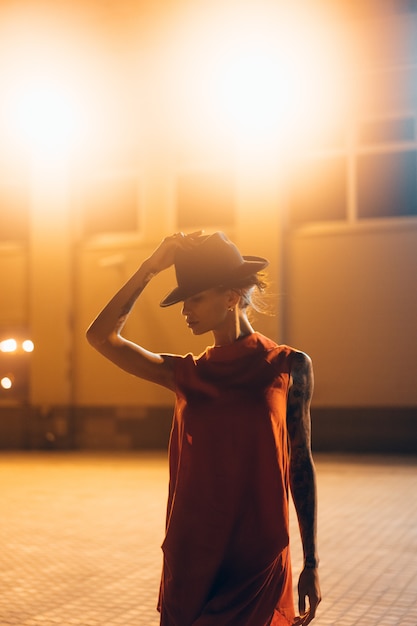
[228,307,235,312]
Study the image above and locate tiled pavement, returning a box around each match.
[0,452,416,626]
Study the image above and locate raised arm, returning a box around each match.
[86,233,199,390]
[287,350,321,625]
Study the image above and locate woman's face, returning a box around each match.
[181,287,234,335]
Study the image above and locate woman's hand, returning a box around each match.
[293,568,321,625]
[146,231,203,274]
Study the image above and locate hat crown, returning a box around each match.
[174,232,243,289]
[160,232,268,307]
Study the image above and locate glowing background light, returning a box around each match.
[22,340,35,353]
[11,78,83,158]
[0,5,100,166]
[0,338,17,353]
[0,2,358,174]
[163,2,355,159]
[1,377,13,390]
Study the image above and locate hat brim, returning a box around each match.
[159,255,268,307]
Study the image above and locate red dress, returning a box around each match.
[158,333,296,626]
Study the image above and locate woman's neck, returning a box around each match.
[212,312,254,347]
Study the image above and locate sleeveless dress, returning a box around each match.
[158,332,296,626]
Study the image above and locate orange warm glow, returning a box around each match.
[10,79,83,159]
[0,5,102,165]
[0,2,357,171]
[161,2,356,160]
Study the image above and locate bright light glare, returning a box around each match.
[22,340,34,353]
[167,3,354,155]
[12,78,82,158]
[214,43,284,138]
[0,339,17,353]
[1,377,13,390]
[0,7,97,164]
[214,25,347,142]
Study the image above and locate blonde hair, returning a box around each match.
[230,271,274,319]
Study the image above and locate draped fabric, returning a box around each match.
[158,333,296,626]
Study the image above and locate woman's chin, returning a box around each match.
[188,325,207,336]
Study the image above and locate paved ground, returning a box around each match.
[0,452,416,626]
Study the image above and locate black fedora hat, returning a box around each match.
[160,232,269,307]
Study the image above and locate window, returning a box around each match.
[359,117,415,144]
[289,9,417,228]
[357,150,417,218]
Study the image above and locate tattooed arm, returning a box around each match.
[287,350,321,625]
[86,232,199,390]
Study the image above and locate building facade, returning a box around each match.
[0,1,416,452]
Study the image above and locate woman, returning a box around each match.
[86,231,321,626]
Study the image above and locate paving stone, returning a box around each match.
[0,452,416,625]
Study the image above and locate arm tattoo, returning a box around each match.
[117,270,157,328]
[287,351,319,568]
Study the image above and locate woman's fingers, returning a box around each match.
[171,230,204,249]
[149,231,204,272]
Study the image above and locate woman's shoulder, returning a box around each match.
[258,335,312,374]
[254,333,295,357]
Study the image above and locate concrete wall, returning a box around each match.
[286,223,417,408]
[285,223,417,453]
